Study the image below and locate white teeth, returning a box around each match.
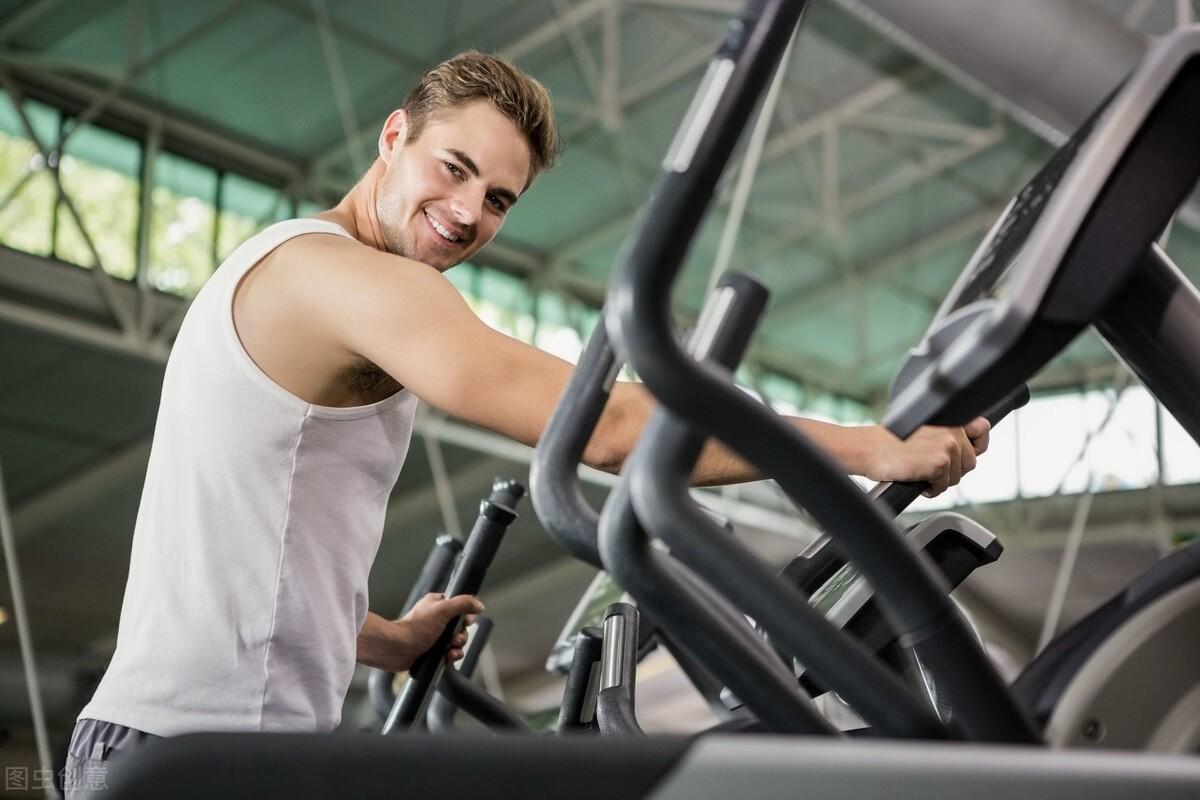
[425,211,461,243]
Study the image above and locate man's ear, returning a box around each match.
[378,109,409,164]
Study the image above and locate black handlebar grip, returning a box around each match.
[781,384,1031,599]
[489,477,526,509]
[367,533,464,722]
[873,383,1031,516]
[382,490,520,733]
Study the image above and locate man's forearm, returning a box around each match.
[357,611,408,670]
[688,417,877,486]
[590,382,879,486]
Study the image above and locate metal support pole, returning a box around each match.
[1151,400,1172,554]
[0,457,55,800]
[821,120,840,235]
[211,170,225,269]
[136,119,161,340]
[551,0,602,105]
[477,642,507,702]
[1155,399,1166,487]
[1036,486,1093,653]
[705,18,798,294]
[0,167,36,217]
[312,0,368,175]
[422,412,463,539]
[0,0,66,43]
[125,0,142,71]
[1178,0,1195,28]
[601,0,621,133]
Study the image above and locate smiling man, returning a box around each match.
[67,51,990,796]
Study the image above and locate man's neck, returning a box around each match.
[321,160,388,253]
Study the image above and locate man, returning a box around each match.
[66,51,988,794]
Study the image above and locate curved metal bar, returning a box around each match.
[601,0,1038,738]
[427,616,494,734]
[597,447,835,735]
[433,668,530,733]
[629,273,948,739]
[530,322,618,568]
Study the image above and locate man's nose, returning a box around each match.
[448,184,484,226]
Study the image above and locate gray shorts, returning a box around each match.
[63,718,158,800]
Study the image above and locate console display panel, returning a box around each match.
[946,94,1115,314]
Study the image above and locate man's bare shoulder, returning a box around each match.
[269,231,465,308]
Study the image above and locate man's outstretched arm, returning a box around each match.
[293,237,986,494]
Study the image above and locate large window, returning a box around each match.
[0,96,57,257]
[148,152,218,296]
[54,122,140,278]
[1163,404,1200,484]
[1018,387,1158,497]
[216,173,291,262]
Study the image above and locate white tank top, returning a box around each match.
[81,219,419,736]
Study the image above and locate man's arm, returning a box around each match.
[291,237,984,493]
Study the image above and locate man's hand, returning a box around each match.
[401,593,482,664]
[356,594,483,673]
[864,417,991,497]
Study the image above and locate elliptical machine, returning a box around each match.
[602,19,1200,752]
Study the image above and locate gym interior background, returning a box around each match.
[0,0,1198,789]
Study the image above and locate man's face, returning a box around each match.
[375,101,532,271]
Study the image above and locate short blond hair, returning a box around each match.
[403,51,560,187]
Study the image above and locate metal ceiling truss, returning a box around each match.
[0,0,1159,470]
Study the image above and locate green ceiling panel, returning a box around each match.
[0,426,102,502]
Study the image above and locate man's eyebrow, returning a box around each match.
[446,148,519,206]
[447,148,480,177]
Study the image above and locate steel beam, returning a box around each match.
[311,0,367,175]
[0,0,67,43]
[834,0,1200,228]
[627,0,742,13]
[601,0,621,133]
[56,0,253,152]
[781,203,1006,361]
[420,412,464,539]
[742,125,1005,270]
[11,436,153,543]
[551,0,602,104]
[707,23,796,293]
[551,71,928,270]
[502,0,612,64]
[3,64,303,188]
[381,454,505,533]
[846,112,999,143]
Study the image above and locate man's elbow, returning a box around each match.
[580,386,649,474]
[581,437,625,475]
